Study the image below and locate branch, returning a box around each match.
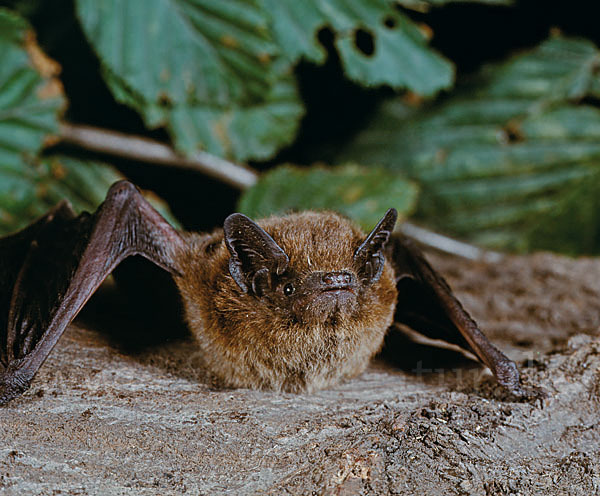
[400,222,504,263]
[59,121,502,262]
[58,122,258,190]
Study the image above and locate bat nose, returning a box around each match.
[322,271,354,288]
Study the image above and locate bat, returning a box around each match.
[0,180,523,404]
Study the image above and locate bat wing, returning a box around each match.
[0,181,185,404]
[386,233,523,396]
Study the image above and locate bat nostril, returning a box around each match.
[322,271,353,287]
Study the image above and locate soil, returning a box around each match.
[1,251,600,495]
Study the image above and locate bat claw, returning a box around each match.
[106,180,139,202]
[0,371,31,406]
[492,377,547,405]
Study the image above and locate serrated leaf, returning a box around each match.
[76,0,304,162]
[0,11,179,233]
[0,7,64,231]
[0,8,64,165]
[0,155,181,234]
[238,164,418,231]
[0,155,118,233]
[335,36,600,254]
[478,36,600,103]
[76,0,277,106]
[169,73,303,160]
[263,0,453,95]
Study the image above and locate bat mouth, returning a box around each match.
[293,284,359,324]
[321,286,355,295]
[318,286,358,311]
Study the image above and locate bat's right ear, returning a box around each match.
[223,213,289,295]
[354,208,398,285]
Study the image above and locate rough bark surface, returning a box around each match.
[1,252,600,495]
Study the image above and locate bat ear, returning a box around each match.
[224,213,289,295]
[354,208,398,284]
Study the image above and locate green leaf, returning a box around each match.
[0,8,64,165]
[335,36,600,254]
[398,0,513,9]
[475,36,600,103]
[0,11,179,233]
[76,0,304,162]
[0,155,181,234]
[169,72,303,160]
[76,0,277,107]
[0,7,27,41]
[0,7,64,231]
[0,155,116,233]
[263,0,454,95]
[238,163,419,231]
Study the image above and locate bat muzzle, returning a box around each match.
[320,271,356,292]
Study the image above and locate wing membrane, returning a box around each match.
[0,181,184,404]
[387,234,523,395]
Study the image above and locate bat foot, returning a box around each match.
[489,376,547,405]
[0,371,31,406]
[492,355,530,398]
[477,357,545,404]
[523,386,548,407]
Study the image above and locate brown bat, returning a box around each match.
[0,181,523,404]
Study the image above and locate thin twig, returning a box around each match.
[400,222,505,262]
[59,121,503,262]
[59,122,258,190]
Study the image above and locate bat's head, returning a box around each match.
[223,208,397,326]
[177,208,398,392]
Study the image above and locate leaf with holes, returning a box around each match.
[335,36,600,254]
[238,163,418,231]
[263,0,454,96]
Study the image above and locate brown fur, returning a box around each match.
[174,212,397,393]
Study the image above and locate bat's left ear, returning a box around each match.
[224,213,289,295]
[354,208,398,284]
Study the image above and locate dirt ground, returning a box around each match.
[1,251,600,495]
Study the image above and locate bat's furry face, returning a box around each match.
[277,268,361,327]
[176,210,398,393]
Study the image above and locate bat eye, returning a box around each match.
[283,283,295,296]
